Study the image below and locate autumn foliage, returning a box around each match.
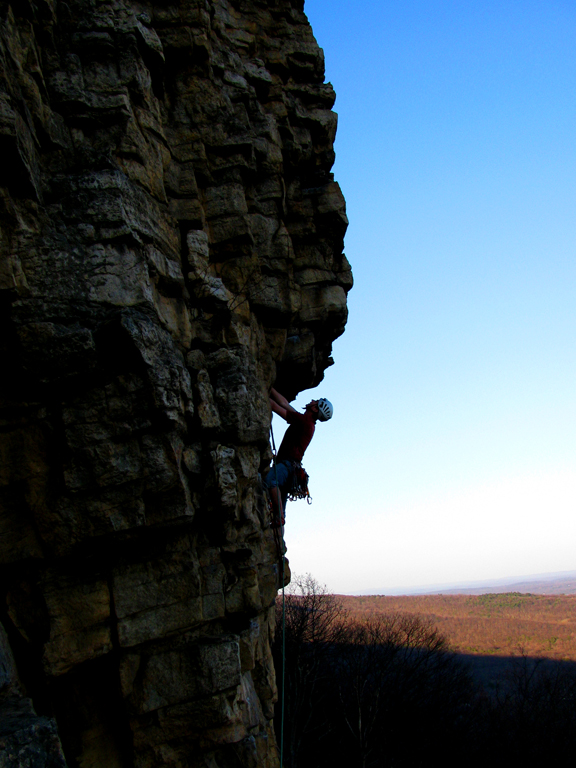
[338,593,576,660]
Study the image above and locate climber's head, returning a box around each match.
[316,398,333,422]
[306,398,333,422]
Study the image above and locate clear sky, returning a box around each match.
[276,0,576,595]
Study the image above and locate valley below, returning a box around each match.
[339,592,576,697]
[339,593,576,661]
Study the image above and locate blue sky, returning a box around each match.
[274,0,576,594]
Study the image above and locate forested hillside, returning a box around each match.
[339,593,576,660]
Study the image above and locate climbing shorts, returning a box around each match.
[264,459,293,490]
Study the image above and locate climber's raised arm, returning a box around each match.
[270,398,287,420]
[270,387,297,420]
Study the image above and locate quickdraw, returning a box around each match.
[287,462,312,504]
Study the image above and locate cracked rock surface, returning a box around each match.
[0,0,351,765]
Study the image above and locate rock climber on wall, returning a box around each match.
[265,387,333,527]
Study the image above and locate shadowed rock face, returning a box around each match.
[0,0,351,766]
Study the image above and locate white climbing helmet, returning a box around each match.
[317,398,333,422]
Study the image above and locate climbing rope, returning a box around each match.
[281,555,285,768]
[270,424,286,768]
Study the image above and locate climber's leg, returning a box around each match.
[264,460,292,525]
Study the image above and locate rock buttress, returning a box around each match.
[0,0,352,766]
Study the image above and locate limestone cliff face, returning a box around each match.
[0,0,351,766]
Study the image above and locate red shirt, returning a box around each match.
[277,409,316,464]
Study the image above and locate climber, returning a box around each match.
[265,387,333,527]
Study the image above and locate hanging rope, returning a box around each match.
[281,553,285,768]
[270,423,286,768]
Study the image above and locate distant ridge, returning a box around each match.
[359,570,576,596]
[427,574,576,596]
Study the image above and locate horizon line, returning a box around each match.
[341,569,576,597]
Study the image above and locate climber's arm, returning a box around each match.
[270,399,288,420]
[270,388,297,420]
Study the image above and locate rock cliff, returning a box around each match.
[0,0,351,765]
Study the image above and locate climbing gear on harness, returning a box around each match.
[317,397,333,421]
[287,462,312,504]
